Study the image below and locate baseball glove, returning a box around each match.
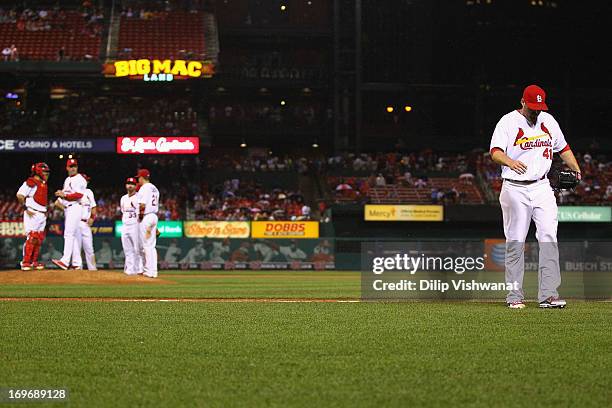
[549,169,581,191]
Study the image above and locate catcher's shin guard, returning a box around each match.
[22,232,39,264]
[31,231,45,265]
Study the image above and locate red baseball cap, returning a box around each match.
[136,168,150,178]
[126,177,137,185]
[66,158,78,168]
[522,84,548,111]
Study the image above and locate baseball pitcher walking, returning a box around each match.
[136,169,160,278]
[52,159,87,270]
[120,177,143,275]
[490,84,581,309]
[16,163,50,270]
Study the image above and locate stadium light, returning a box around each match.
[280,5,287,11]
[68,154,73,159]
[312,142,319,148]
[386,106,394,113]
[59,154,64,159]
[280,100,286,106]
[240,141,247,148]
[404,105,413,112]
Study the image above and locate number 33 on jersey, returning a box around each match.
[490,110,571,181]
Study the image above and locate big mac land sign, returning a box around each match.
[103,59,215,81]
[117,137,200,154]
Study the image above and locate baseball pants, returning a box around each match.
[121,223,142,275]
[499,179,560,303]
[76,221,97,270]
[22,211,46,264]
[60,204,83,268]
[139,213,158,278]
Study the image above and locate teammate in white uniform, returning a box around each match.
[76,174,97,270]
[136,169,160,278]
[120,177,142,275]
[16,163,50,270]
[490,84,581,309]
[52,159,87,270]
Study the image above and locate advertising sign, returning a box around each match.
[558,206,611,222]
[0,139,115,153]
[115,221,183,238]
[117,137,199,154]
[0,221,25,237]
[103,59,215,81]
[364,205,444,221]
[251,221,319,239]
[184,221,250,238]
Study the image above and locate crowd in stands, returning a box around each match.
[209,102,328,129]
[190,182,311,221]
[204,151,313,173]
[1,150,612,223]
[327,151,479,204]
[47,96,198,138]
[0,2,105,61]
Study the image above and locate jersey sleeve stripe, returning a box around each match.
[559,144,571,154]
[490,147,504,155]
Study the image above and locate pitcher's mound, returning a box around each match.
[0,270,171,285]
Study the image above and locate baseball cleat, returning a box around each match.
[507,301,526,309]
[51,259,69,270]
[539,297,567,309]
[21,262,33,271]
[33,262,46,270]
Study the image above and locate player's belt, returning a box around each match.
[26,207,46,214]
[504,175,546,185]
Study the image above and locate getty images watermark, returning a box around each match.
[361,242,519,300]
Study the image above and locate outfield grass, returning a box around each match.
[0,270,608,300]
[0,271,610,407]
[1,301,611,407]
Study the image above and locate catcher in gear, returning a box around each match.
[16,162,50,270]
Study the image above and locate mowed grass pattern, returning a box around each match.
[1,301,611,407]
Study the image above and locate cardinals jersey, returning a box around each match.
[490,110,570,181]
[62,173,87,203]
[17,177,48,212]
[81,188,97,220]
[137,182,160,215]
[120,193,139,225]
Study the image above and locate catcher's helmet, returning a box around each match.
[31,162,50,178]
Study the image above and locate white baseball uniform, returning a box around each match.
[76,188,97,270]
[17,178,48,266]
[17,180,47,234]
[120,192,142,275]
[59,173,87,268]
[490,110,570,302]
[138,183,160,277]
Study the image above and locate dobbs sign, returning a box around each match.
[103,59,215,81]
[117,137,199,154]
[251,221,319,239]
